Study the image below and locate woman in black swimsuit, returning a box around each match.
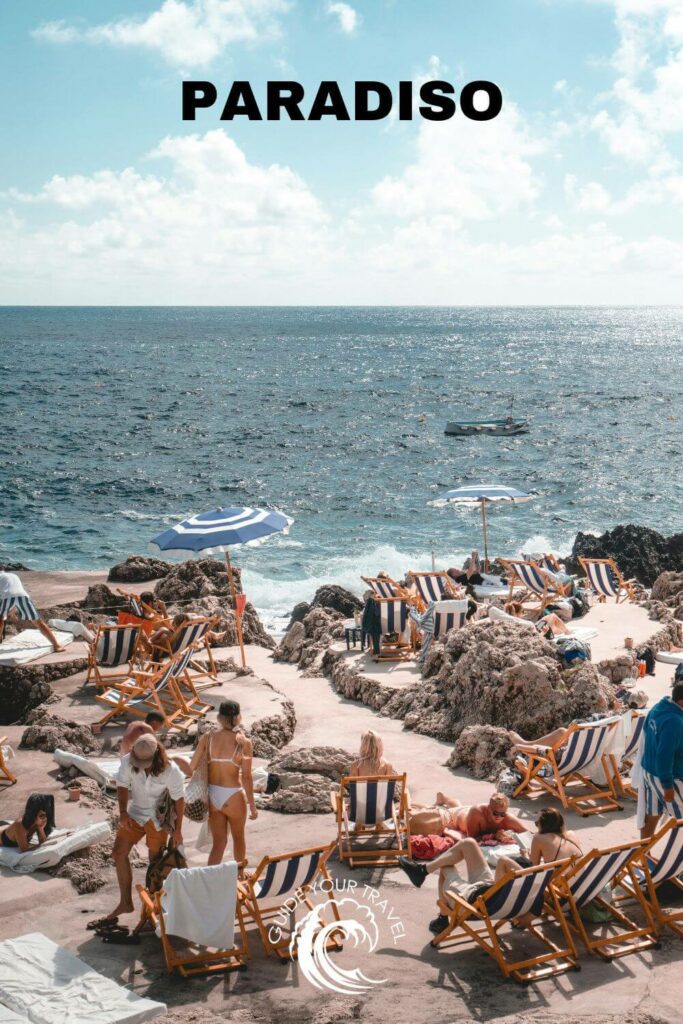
[1,794,55,852]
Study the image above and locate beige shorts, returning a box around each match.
[443,862,494,906]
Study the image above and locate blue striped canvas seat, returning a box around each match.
[512,561,548,594]
[149,615,218,682]
[241,843,342,959]
[96,626,140,667]
[433,599,468,639]
[409,572,455,605]
[643,820,683,887]
[579,557,636,603]
[347,778,396,826]
[96,647,203,731]
[623,710,646,762]
[554,720,617,777]
[378,600,408,635]
[566,848,634,908]
[128,596,145,617]
[171,619,211,654]
[432,860,578,983]
[361,575,403,598]
[335,773,410,867]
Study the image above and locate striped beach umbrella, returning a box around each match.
[152,507,292,667]
[428,484,532,569]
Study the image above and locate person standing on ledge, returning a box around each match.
[640,682,683,839]
[0,571,65,652]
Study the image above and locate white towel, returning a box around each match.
[0,932,165,1024]
[160,862,237,950]
[53,749,120,790]
[0,630,74,667]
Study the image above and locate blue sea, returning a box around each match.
[1,306,682,629]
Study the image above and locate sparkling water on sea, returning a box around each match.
[1,306,682,629]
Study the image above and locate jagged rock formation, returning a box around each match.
[248,689,296,754]
[274,607,345,674]
[568,524,683,587]
[310,584,362,618]
[261,745,354,814]
[20,709,101,754]
[0,659,87,725]
[286,601,311,629]
[107,555,173,582]
[0,562,29,571]
[447,725,515,780]
[650,571,683,619]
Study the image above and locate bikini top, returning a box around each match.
[208,731,243,767]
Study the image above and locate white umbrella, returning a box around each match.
[429,484,532,569]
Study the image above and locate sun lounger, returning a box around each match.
[614,818,683,937]
[411,599,468,664]
[0,931,165,1023]
[137,861,249,976]
[96,646,208,731]
[431,859,578,983]
[0,736,16,787]
[373,597,413,660]
[86,624,144,689]
[0,822,111,873]
[53,748,120,789]
[500,558,571,610]
[361,575,407,598]
[513,718,623,816]
[240,843,342,960]
[604,709,646,799]
[333,773,411,867]
[579,557,637,603]
[408,571,459,608]
[548,839,658,960]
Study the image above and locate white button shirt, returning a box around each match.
[117,753,185,829]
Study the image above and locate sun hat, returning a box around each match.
[130,733,158,769]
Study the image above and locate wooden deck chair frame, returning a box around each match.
[614,818,683,938]
[146,615,219,683]
[604,709,647,799]
[115,589,173,629]
[361,575,409,599]
[431,858,578,984]
[539,553,562,573]
[407,571,460,611]
[578,557,637,604]
[0,736,17,786]
[372,597,414,661]
[136,881,249,976]
[548,839,659,960]
[95,647,208,731]
[85,623,144,689]
[239,842,342,960]
[333,773,411,867]
[500,558,570,611]
[513,720,623,817]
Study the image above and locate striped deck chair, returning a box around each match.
[431,859,577,984]
[548,839,658,960]
[513,718,623,816]
[500,558,570,609]
[523,552,563,574]
[86,624,143,689]
[361,575,407,598]
[373,597,413,660]
[0,736,17,787]
[149,615,218,682]
[408,571,458,609]
[136,863,249,976]
[333,773,411,867]
[615,818,683,938]
[96,647,205,731]
[578,557,637,603]
[410,599,468,665]
[605,709,647,799]
[240,843,342,960]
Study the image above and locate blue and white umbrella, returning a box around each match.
[152,506,293,666]
[428,484,532,568]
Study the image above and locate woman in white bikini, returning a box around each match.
[190,700,257,867]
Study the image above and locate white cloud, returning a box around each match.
[326,3,360,35]
[33,0,290,69]
[564,174,612,211]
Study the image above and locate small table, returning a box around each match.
[343,622,365,650]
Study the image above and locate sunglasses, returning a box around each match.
[490,809,506,818]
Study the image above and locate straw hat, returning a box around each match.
[130,734,158,769]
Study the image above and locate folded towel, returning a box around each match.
[160,861,237,950]
[0,629,74,667]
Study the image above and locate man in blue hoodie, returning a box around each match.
[640,682,683,839]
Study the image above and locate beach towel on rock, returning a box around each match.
[0,629,74,667]
[0,932,165,1024]
[53,749,120,789]
[0,822,111,874]
[160,861,237,949]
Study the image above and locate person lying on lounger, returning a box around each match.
[449,550,485,588]
[505,600,571,638]
[399,807,582,934]
[408,791,526,840]
[0,571,65,652]
[1,793,55,851]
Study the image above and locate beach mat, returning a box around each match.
[0,822,111,874]
[0,630,74,667]
[53,749,120,790]
[655,650,683,665]
[0,932,165,1024]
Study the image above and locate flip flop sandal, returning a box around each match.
[87,916,119,931]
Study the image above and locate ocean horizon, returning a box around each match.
[2,305,682,629]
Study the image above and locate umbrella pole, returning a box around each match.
[481,500,490,572]
[225,550,247,669]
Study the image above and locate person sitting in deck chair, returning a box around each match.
[399,807,582,934]
[449,550,485,588]
[0,571,65,652]
[349,730,397,778]
[409,791,526,840]
[505,600,571,638]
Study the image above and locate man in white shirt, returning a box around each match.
[0,571,65,652]
[106,734,185,921]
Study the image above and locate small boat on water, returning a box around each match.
[444,418,529,437]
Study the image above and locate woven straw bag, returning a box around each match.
[183,742,209,823]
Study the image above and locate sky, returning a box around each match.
[0,0,682,304]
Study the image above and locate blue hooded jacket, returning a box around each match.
[641,696,683,789]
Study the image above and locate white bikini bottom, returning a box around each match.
[208,784,245,810]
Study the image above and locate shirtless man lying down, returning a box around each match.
[409,791,527,841]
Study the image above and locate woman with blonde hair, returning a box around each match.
[189,700,256,867]
[349,730,395,777]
